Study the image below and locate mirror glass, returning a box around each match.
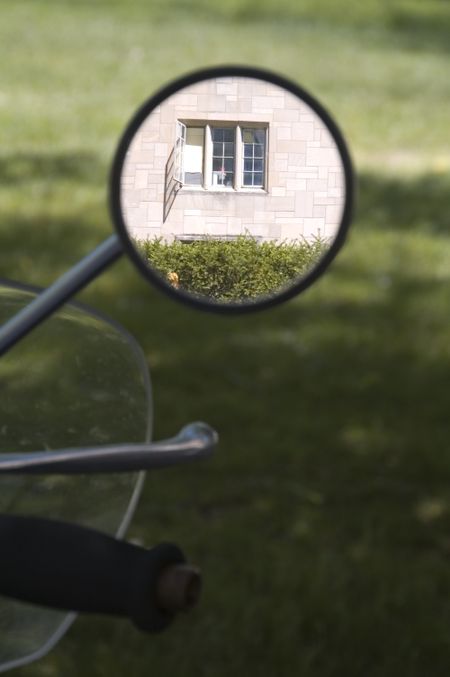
[112,69,352,311]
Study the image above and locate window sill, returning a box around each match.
[180,186,267,195]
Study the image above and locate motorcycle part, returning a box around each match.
[0,421,217,474]
[0,514,199,632]
[110,64,354,313]
[0,282,151,671]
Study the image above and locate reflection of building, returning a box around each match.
[122,77,344,244]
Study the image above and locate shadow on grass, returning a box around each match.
[122,230,449,674]
[0,151,105,185]
[387,5,450,54]
[1,166,448,284]
[105,0,450,54]
[91,170,449,497]
[6,168,450,674]
[51,0,450,54]
[0,212,113,285]
[0,150,110,281]
[58,227,449,676]
[124,255,449,479]
[358,171,450,236]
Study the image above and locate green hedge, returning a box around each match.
[135,235,328,302]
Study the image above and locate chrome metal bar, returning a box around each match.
[0,235,123,356]
[0,422,217,474]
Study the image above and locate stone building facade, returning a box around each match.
[121,77,344,244]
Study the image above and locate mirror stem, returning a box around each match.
[0,235,123,357]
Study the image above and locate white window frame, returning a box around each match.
[175,121,268,192]
[174,120,186,185]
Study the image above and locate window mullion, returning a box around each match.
[204,124,212,189]
[235,125,242,190]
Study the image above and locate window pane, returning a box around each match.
[224,157,234,172]
[213,169,235,187]
[213,142,223,157]
[254,129,266,144]
[243,129,266,144]
[224,172,234,187]
[254,159,263,172]
[184,126,204,185]
[243,173,253,186]
[224,142,235,157]
[185,172,202,185]
[212,127,235,142]
[223,128,234,142]
[213,157,223,171]
[254,144,264,158]
[244,145,253,158]
[253,172,263,186]
[244,159,253,171]
[186,127,204,145]
[212,128,224,142]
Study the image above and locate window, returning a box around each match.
[174,122,267,191]
[242,128,265,188]
[212,128,235,187]
[175,123,205,186]
[184,126,205,185]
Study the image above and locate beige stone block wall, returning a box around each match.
[121,77,345,245]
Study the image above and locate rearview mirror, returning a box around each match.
[0,65,355,356]
[110,65,354,313]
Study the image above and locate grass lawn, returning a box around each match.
[1,1,450,675]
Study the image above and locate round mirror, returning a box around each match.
[110,66,353,313]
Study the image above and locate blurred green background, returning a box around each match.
[1,0,450,675]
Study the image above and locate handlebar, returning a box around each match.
[0,514,201,632]
[0,422,218,474]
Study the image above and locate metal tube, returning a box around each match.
[0,235,123,356]
[155,564,202,613]
[0,422,218,474]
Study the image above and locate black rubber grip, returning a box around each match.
[0,514,185,632]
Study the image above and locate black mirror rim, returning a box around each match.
[109,64,354,315]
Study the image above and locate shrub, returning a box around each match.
[135,235,328,302]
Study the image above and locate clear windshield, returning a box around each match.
[0,282,152,672]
